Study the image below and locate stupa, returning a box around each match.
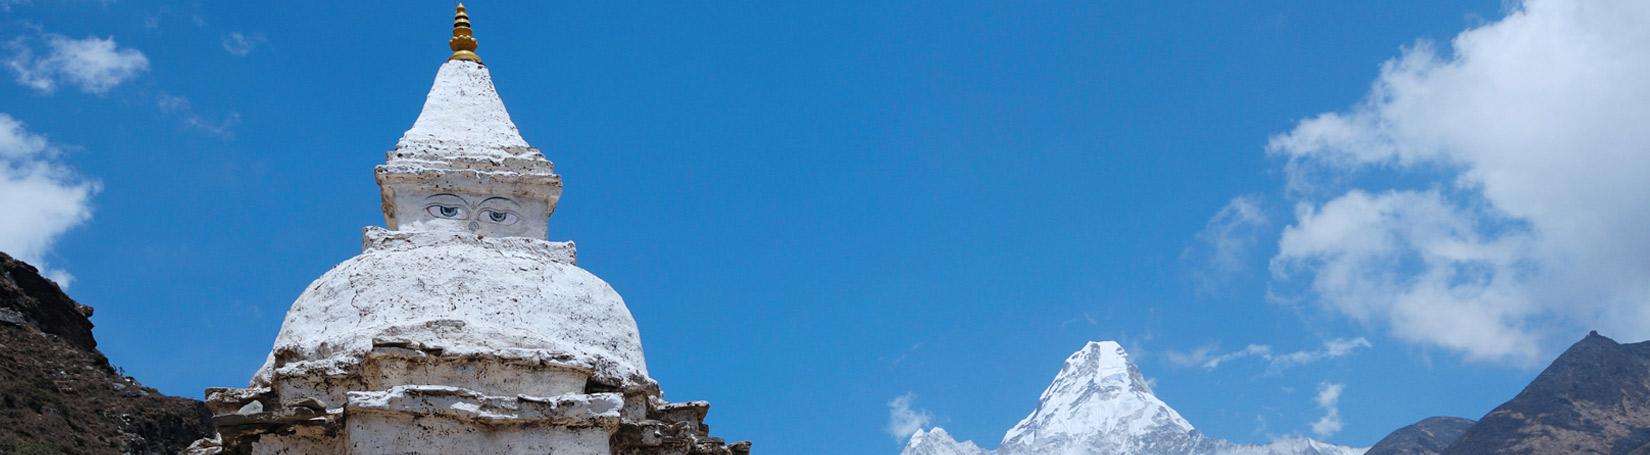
[186,6,750,455]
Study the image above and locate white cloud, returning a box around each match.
[1,0,117,10]
[156,92,241,139]
[1310,382,1345,438]
[886,392,935,442]
[1168,338,1372,371]
[1262,0,1650,364]
[1202,344,1273,369]
[1164,344,1221,368]
[1270,337,1373,369]
[221,32,263,57]
[0,113,99,285]
[5,33,148,94]
[1320,337,1374,358]
[1185,195,1269,290]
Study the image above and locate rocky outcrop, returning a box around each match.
[0,251,215,454]
[1441,332,1650,455]
[0,251,95,352]
[1364,417,1474,455]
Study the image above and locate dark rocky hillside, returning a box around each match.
[1441,332,1650,455]
[1365,416,1475,455]
[0,252,214,455]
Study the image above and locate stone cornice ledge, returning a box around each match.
[347,385,622,429]
[360,226,576,265]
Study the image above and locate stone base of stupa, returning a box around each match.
[187,384,747,455]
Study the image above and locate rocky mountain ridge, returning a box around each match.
[1357,332,1650,455]
[0,252,214,454]
[1439,332,1650,455]
[1363,417,1475,455]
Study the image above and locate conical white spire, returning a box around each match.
[375,58,562,237]
[395,59,533,159]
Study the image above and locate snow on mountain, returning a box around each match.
[997,341,1210,455]
[1213,437,1366,455]
[901,428,987,455]
[901,341,1366,455]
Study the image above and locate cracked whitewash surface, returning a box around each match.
[188,37,748,454]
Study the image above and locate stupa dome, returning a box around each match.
[252,228,655,404]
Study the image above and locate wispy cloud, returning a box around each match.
[1166,337,1371,371]
[157,92,241,139]
[0,113,99,286]
[1310,382,1345,438]
[221,32,264,57]
[886,393,935,442]
[1184,195,1268,290]
[4,32,148,95]
[1262,0,1650,363]
[1200,344,1275,369]
[882,342,922,367]
[1269,337,1373,369]
[1164,344,1221,368]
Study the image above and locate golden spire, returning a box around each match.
[448,3,481,63]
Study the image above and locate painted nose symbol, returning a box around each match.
[468,221,480,231]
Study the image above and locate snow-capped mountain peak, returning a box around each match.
[900,341,1367,455]
[1056,341,1156,395]
[998,341,1196,452]
[902,428,986,455]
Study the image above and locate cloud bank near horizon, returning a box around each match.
[1258,0,1650,363]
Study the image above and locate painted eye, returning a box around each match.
[480,210,519,225]
[426,205,466,219]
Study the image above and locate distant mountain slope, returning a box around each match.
[901,341,1366,455]
[1363,417,1474,455]
[905,428,987,455]
[1441,332,1650,455]
[0,252,214,454]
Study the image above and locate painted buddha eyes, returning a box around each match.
[423,204,519,225]
[419,193,527,232]
[427,205,466,219]
[481,209,519,225]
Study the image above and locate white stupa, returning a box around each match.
[188,6,748,455]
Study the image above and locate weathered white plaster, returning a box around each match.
[346,385,623,426]
[342,386,619,455]
[376,59,562,236]
[391,189,551,238]
[361,352,590,398]
[190,31,747,454]
[255,227,651,397]
[346,416,609,455]
[249,426,341,455]
[397,60,531,158]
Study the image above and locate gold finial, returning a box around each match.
[448,3,481,63]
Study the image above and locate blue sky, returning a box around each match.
[5,1,1650,454]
